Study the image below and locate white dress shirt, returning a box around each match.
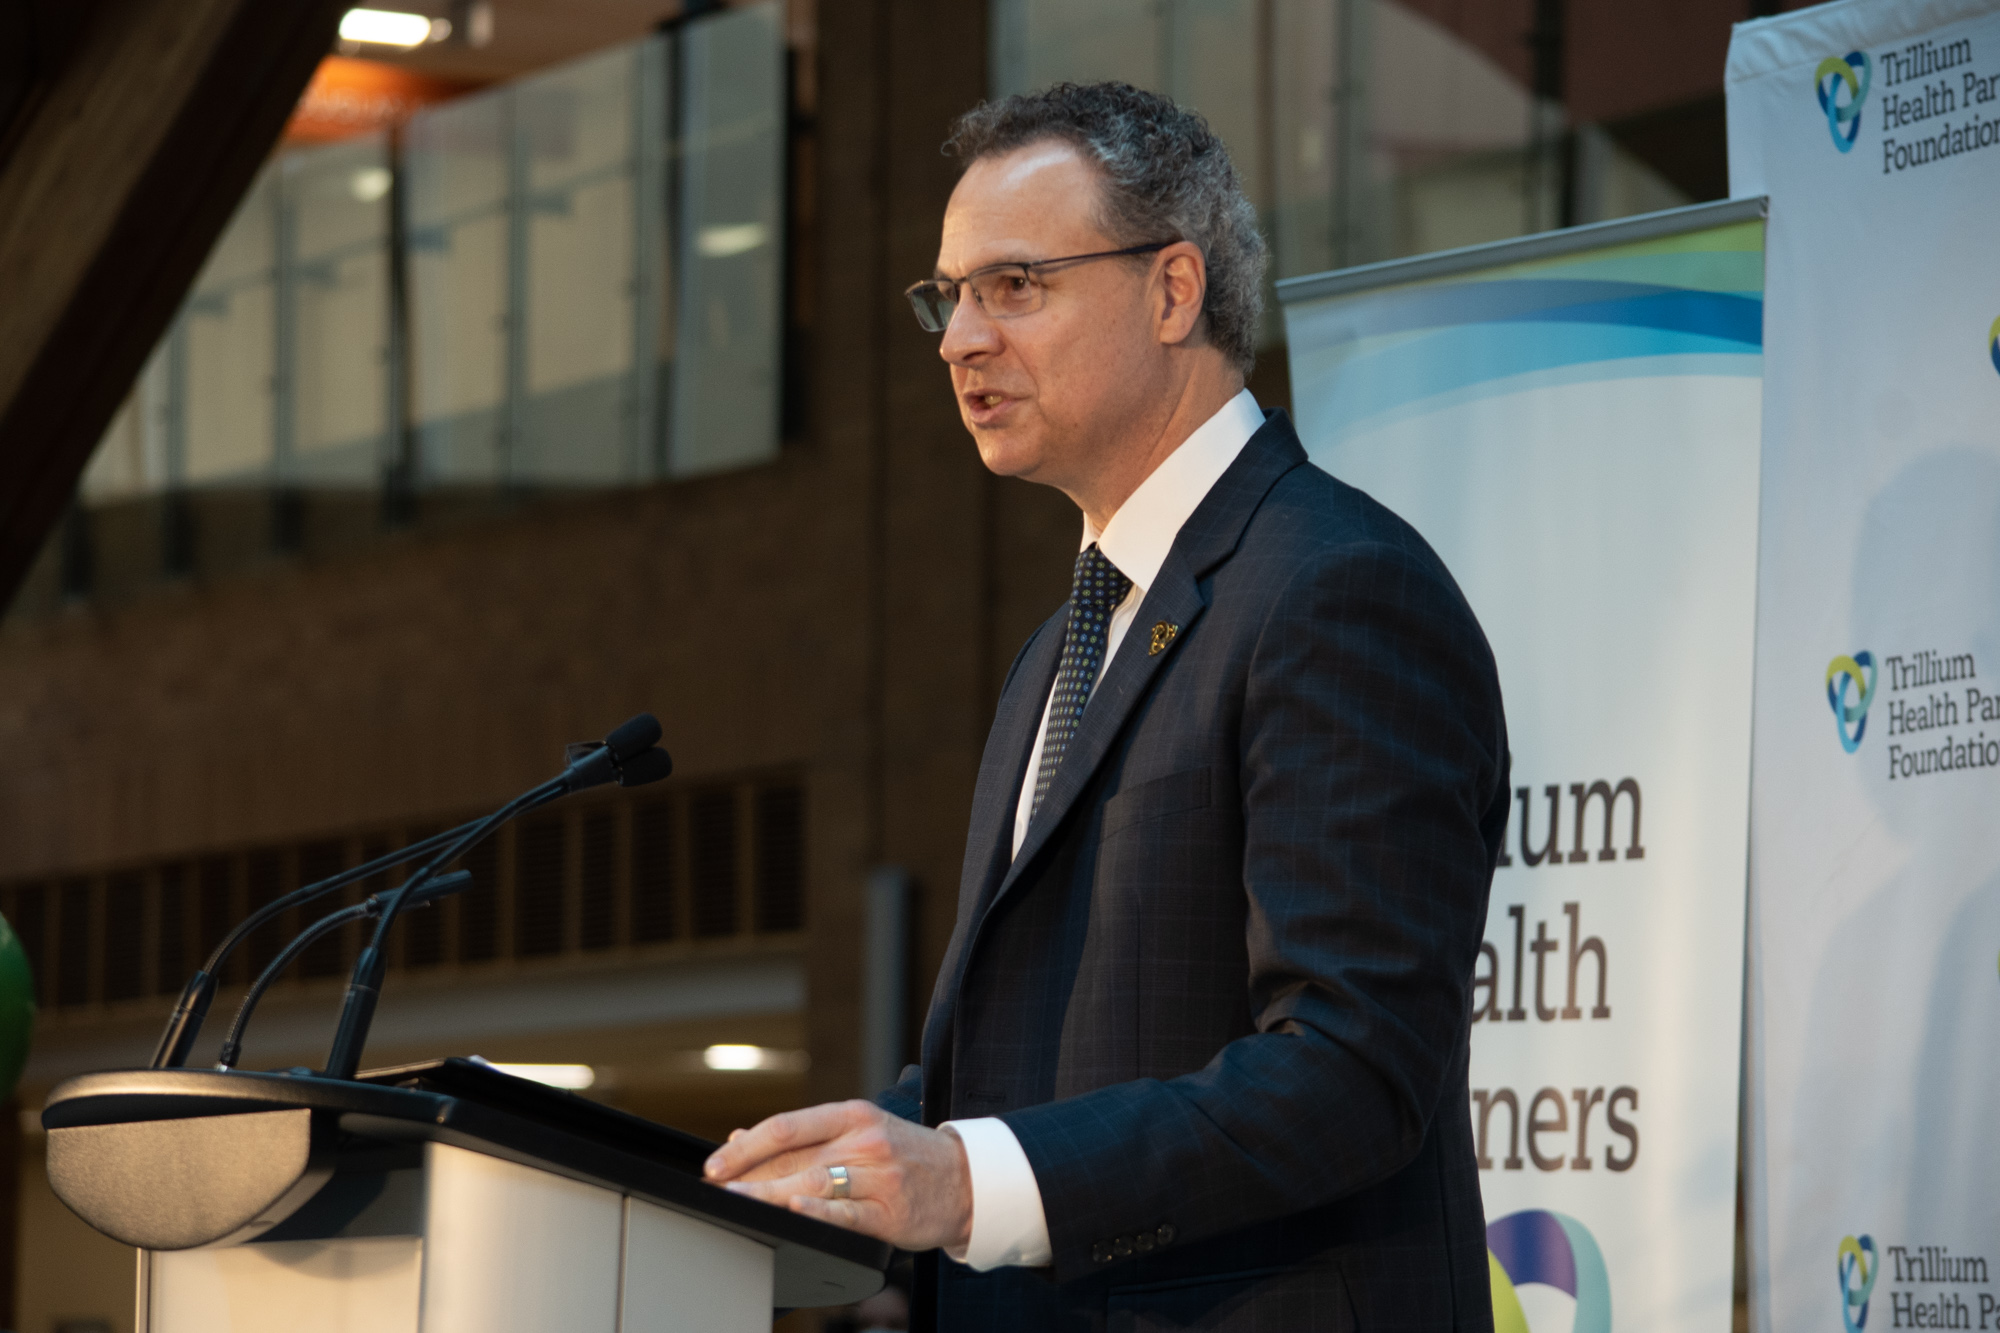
[941,388,1265,1271]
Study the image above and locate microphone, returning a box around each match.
[149,818,488,1069]
[607,712,662,759]
[321,715,671,1080]
[215,870,473,1072]
[561,713,668,791]
[615,746,673,787]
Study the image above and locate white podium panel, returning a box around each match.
[622,1195,773,1333]
[149,1237,422,1333]
[419,1143,624,1333]
[138,1145,776,1332]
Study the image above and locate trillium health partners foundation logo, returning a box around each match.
[1487,1210,1610,1333]
[1827,653,1878,752]
[1838,1235,1878,1333]
[1816,51,1873,152]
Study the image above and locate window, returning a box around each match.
[670,3,785,476]
[183,167,280,488]
[40,6,790,612]
[286,136,394,488]
[991,0,1695,288]
[406,84,513,484]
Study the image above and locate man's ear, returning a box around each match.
[1154,243,1208,347]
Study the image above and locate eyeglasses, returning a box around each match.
[904,241,1175,333]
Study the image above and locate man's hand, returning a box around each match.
[702,1100,974,1252]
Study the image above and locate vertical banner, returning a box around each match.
[1278,200,1764,1333]
[1727,2,2000,1329]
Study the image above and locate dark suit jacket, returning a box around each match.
[880,410,1510,1332]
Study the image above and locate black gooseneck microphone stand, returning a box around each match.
[322,714,670,1080]
[147,714,670,1074]
[149,820,488,1069]
[213,870,475,1071]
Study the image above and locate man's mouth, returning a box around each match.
[964,390,1016,423]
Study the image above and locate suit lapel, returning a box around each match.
[919,607,1068,1078]
[991,575,1205,906]
[962,609,1066,907]
[976,412,1309,923]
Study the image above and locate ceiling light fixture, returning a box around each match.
[702,1044,767,1070]
[700,1044,810,1072]
[339,8,439,49]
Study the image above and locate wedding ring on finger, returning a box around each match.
[827,1165,852,1199]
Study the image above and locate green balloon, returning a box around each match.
[0,915,34,1100]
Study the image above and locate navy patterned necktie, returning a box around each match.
[1032,543,1133,819]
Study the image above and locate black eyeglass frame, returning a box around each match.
[903,241,1177,332]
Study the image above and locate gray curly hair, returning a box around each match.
[945,83,1267,374]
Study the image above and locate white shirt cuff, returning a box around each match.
[940,1117,1052,1270]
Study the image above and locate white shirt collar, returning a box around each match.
[1083,388,1265,594]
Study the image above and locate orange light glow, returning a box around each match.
[284,56,480,145]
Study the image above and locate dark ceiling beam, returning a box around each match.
[0,3,93,173]
[0,0,347,605]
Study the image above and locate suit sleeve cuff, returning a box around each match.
[939,1117,1052,1270]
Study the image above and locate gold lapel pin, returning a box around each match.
[1148,622,1179,656]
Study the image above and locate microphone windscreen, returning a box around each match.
[617,747,673,787]
[605,713,662,761]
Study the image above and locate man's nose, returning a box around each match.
[939,290,1001,364]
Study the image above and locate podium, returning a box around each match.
[42,1058,890,1332]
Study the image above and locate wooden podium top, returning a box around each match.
[44,1058,891,1308]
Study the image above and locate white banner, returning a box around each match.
[1278,201,1764,1333]
[1727,1,2000,1329]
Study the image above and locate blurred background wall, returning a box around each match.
[0,0,1811,1328]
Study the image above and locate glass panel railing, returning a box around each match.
[286,133,393,488]
[517,41,650,485]
[183,164,279,487]
[668,3,784,477]
[31,7,788,617]
[992,0,1697,287]
[406,84,512,485]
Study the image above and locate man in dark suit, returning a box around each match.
[704,83,1509,1331]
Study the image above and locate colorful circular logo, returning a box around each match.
[1815,51,1874,153]
[1826,652,1877,753]
[1488,1210,1611,1333]
[1989,315,1999,376]
[1839,1235,1878,1333]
